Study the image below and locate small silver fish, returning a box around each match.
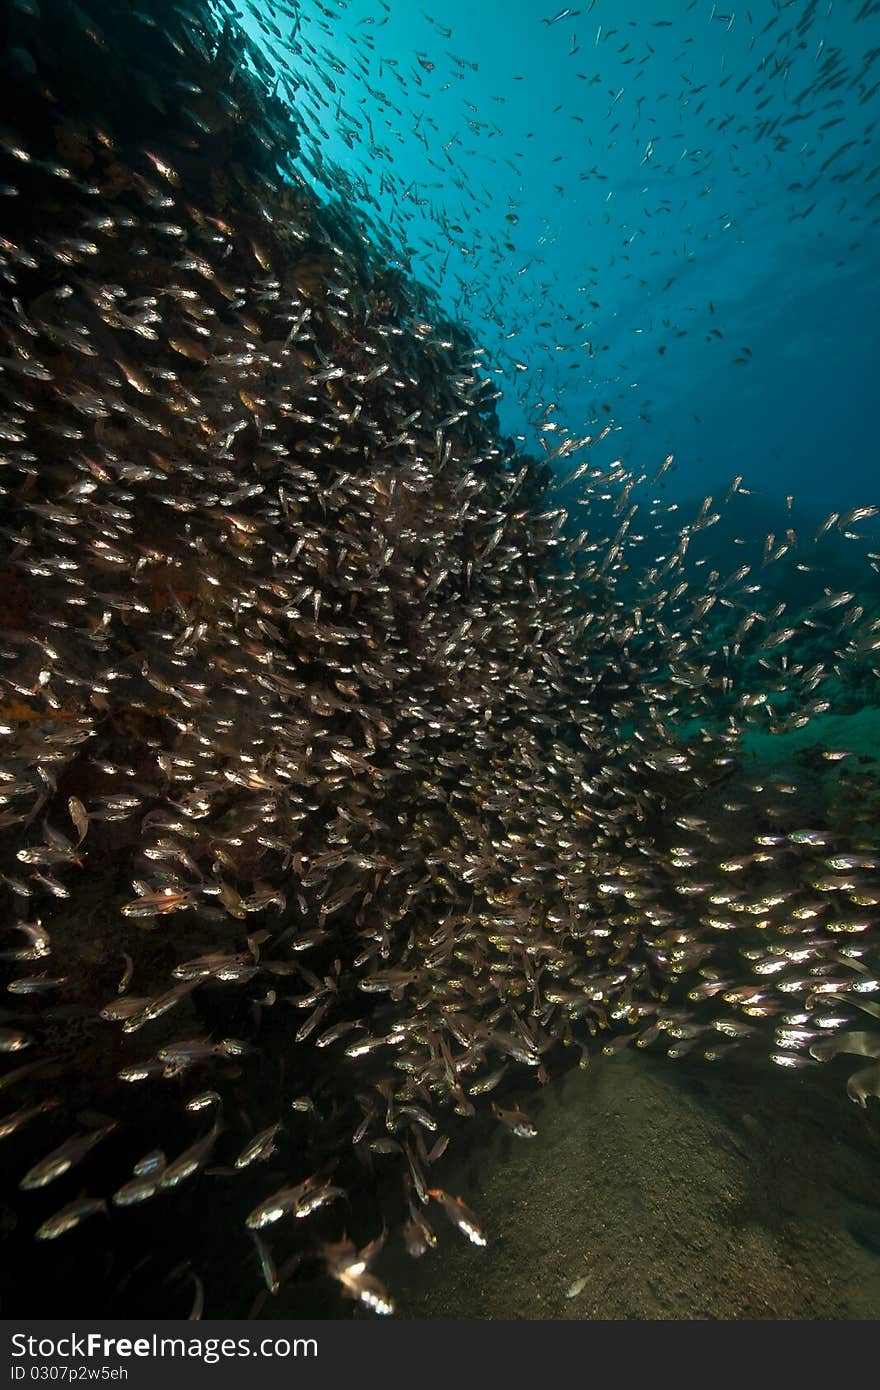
[35,1196,108,1240]
[246,1174,330,1230]
[159,1123,221,1189]
[491,1102,537,1138]
[235,1123,282,1169]
[428,1188,488,1246]
[20,1124,116,1190]
[0,1098,60,1140]
[112,1173,161,1207]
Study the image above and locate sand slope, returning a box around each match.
[388,1051,880,1319]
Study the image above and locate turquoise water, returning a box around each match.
[239,0,880,515]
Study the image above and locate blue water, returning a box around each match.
[236,0,880,517]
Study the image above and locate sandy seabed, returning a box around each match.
[384,1049,880,1320]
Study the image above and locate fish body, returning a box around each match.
[235,1123,283,1169]
[428,1189,488,1246]
[20,1125,116,1191]
[36,1197,108,1240]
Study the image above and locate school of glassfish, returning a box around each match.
[0,0,878,1317]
